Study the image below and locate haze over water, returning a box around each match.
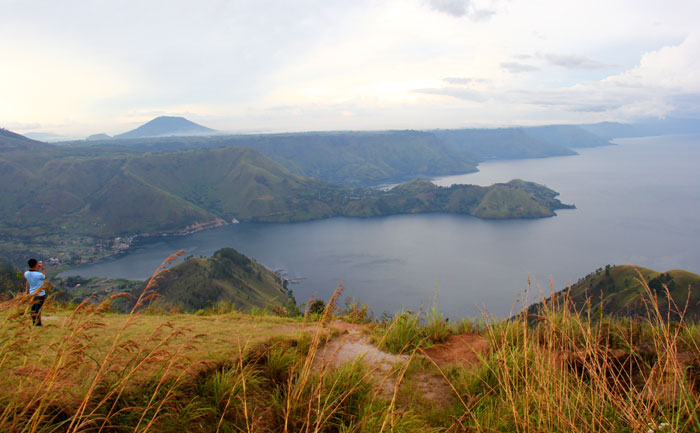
[61,135,700,318]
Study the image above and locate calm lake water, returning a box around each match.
[60,135,700,318]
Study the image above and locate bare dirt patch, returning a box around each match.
[422,334,489,368]
[314,329,406,374]
[313,327,488,404]
[313,328,408,396]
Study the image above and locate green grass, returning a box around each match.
[372,306,452,355]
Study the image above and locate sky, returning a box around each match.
[2,0,699,138]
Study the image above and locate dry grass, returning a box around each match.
[1,262,699,432]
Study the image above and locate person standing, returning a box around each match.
[25,258,46,326]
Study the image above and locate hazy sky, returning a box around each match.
[2,0,699,137]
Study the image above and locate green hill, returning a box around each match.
[221,131,477,186]
[530,265,700,321]
[523,125,611,148]
[147,248,292,312]
[432,128,577,161]
[72,127,610,186]
[0,128,51,152]
[0,144,339,238]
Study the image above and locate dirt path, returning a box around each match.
[315,322,489,403]
[314,327,407,395]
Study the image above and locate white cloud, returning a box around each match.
[426,0,495,20]
[500,62,539,73]
[496,33,700,119]
[543,54,619,70]
[428,0,470,16]
[413,87,487,101]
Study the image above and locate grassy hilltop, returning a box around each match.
[530,265,700,321]
[1,264,699,433]
[146,248,293,313]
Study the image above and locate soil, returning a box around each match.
[422,334,490,368]
[313,328,408,395]
[314,324,490,404]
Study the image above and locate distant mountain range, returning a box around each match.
[0,128,571,246]
[74,121,615,186]
[56,115,698,186]
[580,117,700,139]
[114,116,217,139]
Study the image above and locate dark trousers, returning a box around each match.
[30,295,45,326]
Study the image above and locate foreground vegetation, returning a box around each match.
[1,259,699,432]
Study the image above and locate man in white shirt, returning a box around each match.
[24,258,46,327]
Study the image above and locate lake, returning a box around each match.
[60,134,700,318]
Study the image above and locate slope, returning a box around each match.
[89,130,478,186]
[523,125,611,148]
[530,265,700,321]
[432,128,577,161]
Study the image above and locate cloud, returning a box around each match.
[496,34,700,119]
[428,0,469,16]
[442,77,472,85]
[500,62,539,73]
[442,77,489,85]
[413,87,487,101]
[3,0,700,132]
[441,77,489,86]
[543,53,619,70]
[426,0,495,20]
[508,88,625,113]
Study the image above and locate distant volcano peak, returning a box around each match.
[114,116,217,139]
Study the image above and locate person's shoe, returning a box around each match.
[35,323,43,327]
